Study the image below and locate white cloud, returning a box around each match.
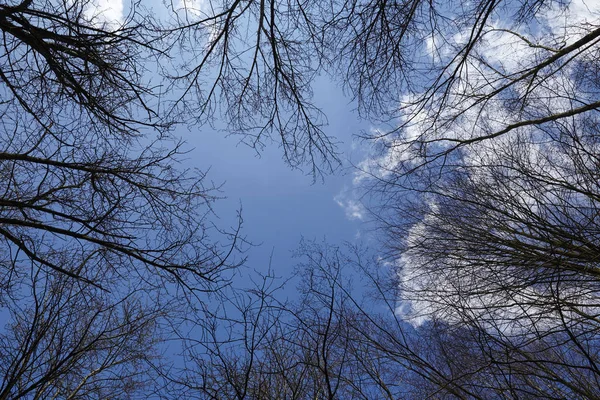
[542,0,600,44]
[172,0,223,46]
[334,191,365,221]
[176,0,208,19]
[82,0,124,29]
[350,0,600,331]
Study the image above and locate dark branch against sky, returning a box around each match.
[1,0,600,398]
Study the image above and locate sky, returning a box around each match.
[80,0,600,307]
[3,1,600,396]
[182,76,372,278]
[85,0,374,279]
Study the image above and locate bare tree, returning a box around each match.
[4,0,600,397]
[164,0,339,176]
[0,1,246,396]
[170,241,428,399]
[327,0,600,397]
[0,263,165,399]
[380,119,600,397]
[0,0,246,290]
[177,235,600,399]
[159,0,600,396]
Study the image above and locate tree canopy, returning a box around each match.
[1,0,600,398]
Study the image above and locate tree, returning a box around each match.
[162,0,341,175]
[0,1,246,396]
[168,241,427,399]
[0,268,163,399]
[167,0,600,397]
[352,0,600,396]
[3,0,600,397]
[0,0,247,290]
[382,118,600,397]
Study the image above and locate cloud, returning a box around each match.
[176,0,208,18]
[173,0,222,45]
[348,0,600,330]
[542,0,600,43]
[334,191,365,221]
[83,0,123,29]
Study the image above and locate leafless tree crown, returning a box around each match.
[2,0,600,398]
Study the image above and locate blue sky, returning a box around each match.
[180,76,371,277]
[85,0,374,278]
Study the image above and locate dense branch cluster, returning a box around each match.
[1,0,600,398]
[0,0,241,396]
